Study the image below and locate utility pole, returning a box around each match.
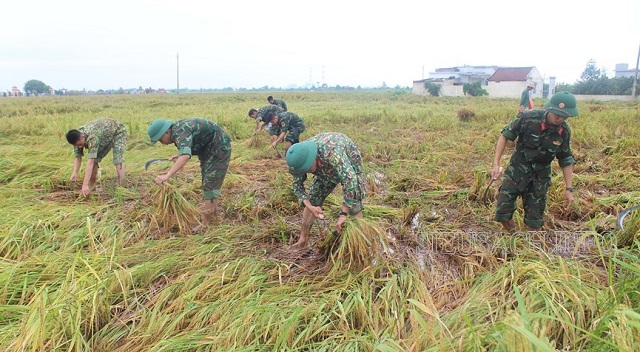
[632,43,639,99]
[177,52,180,94]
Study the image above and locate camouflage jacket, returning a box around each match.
[292,133,364,208]
[171,118,229,157]
[256,105,284,123]
[74,118,126,160]
[501,110,575,181]
[269,112,305,136]
[272,98,287,111]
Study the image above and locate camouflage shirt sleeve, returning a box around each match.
[73,146,83,158]
[556,124,575,168]
[83,135,100,159]
[292,173,309,201]
[501,114,525,141]
[172,125,194,157]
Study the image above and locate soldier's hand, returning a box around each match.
[70,173,78,182]
[81,185,90,198]
[564,191,575,211]
[491,166,503,181]
[155,174,170,185]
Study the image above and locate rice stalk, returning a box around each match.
[150,183,200,235]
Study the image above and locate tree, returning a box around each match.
[423,81,441,96]
[463,82,488,96]
[579,59,607,82]
[24,80,50,95]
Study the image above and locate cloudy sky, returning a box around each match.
[1,0,638,91]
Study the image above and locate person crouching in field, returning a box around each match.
[264,111,306,153]
[66,118,127,197]
[147,118,231,225]
[285,132,366,250]
[267,95,287,111]
[247,105,284,134]
[491,91,578,232]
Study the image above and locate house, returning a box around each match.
[413,66,543,98]
[614,63,638,78]
[10,86,22,97]
[486,67,543,98]
[413,65,498,97]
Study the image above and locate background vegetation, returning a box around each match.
[0,92,639,351]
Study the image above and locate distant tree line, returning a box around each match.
[556,59,635,95]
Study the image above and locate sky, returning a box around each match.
[1,0,639,91]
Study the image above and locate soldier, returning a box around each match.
[267,95,287,111]
[66,118,127,197]
[147,118,231,225]
[491,91,578,232]
[519,82,536,112]
[264,110,306,153]
[247,104,284,134]
[285,132,366,250]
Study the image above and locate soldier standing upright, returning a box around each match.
[491,91,578,232]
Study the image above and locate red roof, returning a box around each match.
[488,67,534,82]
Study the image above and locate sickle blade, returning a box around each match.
[144,158,167,170]
[618,205,640,231]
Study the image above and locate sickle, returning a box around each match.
[617,205,640,231]
[144,158,170,170]
[482,179,496,208]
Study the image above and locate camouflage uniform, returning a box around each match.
[292,133,365,214]
[74,118,127,165]
[256,105,284,132]
[269,112,306,144]
[495,110,575,228]
[171,118,231,200]
[271,98,288,111]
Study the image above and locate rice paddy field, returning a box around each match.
[1,91,640,351]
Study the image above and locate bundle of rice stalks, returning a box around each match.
[321,217,391,272]
[457,108,475,122]
[247,132,264,147]
[150,183,200,235]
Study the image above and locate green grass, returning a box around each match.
[1,92,639,351]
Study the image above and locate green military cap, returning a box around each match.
[286,140,317,175]
[147,119,173,144]
[544,91,578,117]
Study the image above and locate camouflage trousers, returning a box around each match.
[96,125,127,165]
[199,131,232,200]
[285,125,305,144]
[306,173,366,215]
[494,175,550,228]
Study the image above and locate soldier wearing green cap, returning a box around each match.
[285,132,366,250]
[264,110,306,153]
[491,91,578,232]
[66,118,127,197]
[147,118,231,225]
